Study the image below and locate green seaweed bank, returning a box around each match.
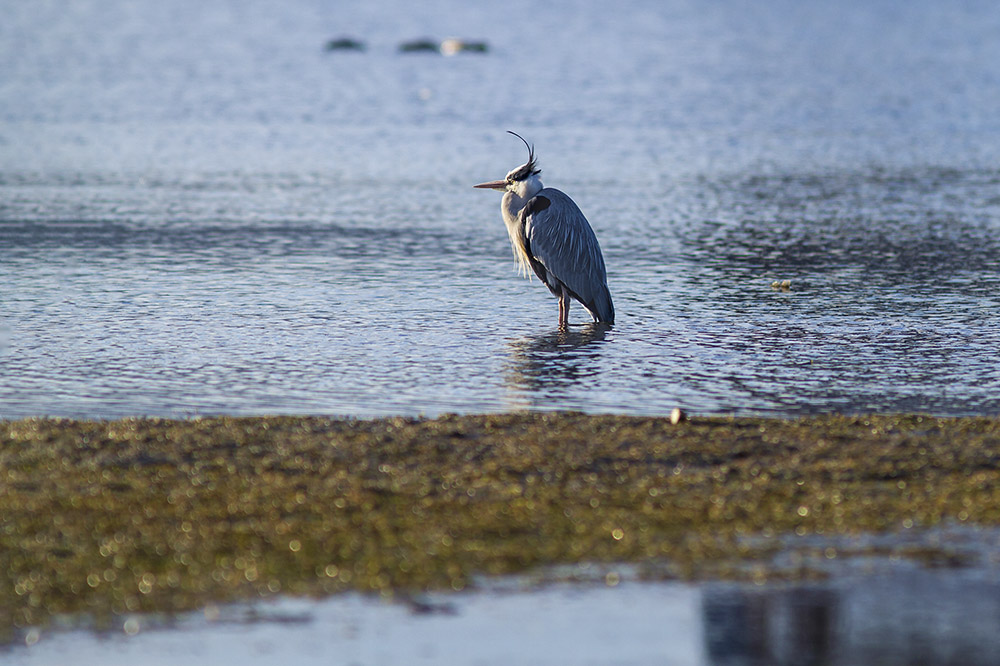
[3,412,1000,630]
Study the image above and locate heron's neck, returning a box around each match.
[516,174,543,201]
[501,175,543,226]
[500,188,537,277]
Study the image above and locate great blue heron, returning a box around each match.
[475,132,615,326]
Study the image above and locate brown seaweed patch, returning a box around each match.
[3,412,1000,629]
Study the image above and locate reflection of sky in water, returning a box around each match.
[3,0,1000,418]
[13,547,1000,665]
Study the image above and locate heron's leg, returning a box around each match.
[558,286,571,328]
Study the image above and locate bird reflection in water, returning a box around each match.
[503,323,611,404]
[702,568,1000,666]
[704,586,836,666]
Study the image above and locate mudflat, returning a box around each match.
[3,412,998,629]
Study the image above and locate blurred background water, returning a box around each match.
[3,0,1000,419]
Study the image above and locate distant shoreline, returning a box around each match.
[4,412,999,630]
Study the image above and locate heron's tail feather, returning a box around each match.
[588,285,615,324]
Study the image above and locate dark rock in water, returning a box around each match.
[440,39,489,55]
[325,37,366,52]
[399,38,441,53]
[398,38,490,55]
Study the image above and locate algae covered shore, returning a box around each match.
[3,412,1000,631]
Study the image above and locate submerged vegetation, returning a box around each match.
[3,412,1000,631]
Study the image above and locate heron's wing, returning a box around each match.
[521,188,615,323]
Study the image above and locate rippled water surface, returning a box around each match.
[4,0,1000,419]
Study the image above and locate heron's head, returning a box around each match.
[474,131,542,199]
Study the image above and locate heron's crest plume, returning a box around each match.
[507,130,540,181]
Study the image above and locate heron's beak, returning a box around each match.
[473,179,506,190]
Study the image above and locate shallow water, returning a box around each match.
[4,1,1000,419]
[11,535,1000,666]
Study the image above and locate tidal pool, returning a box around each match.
[11,544,1000,666]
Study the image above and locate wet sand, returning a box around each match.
[3,412,1000,632]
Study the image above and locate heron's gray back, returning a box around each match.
[522,188,614,323]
